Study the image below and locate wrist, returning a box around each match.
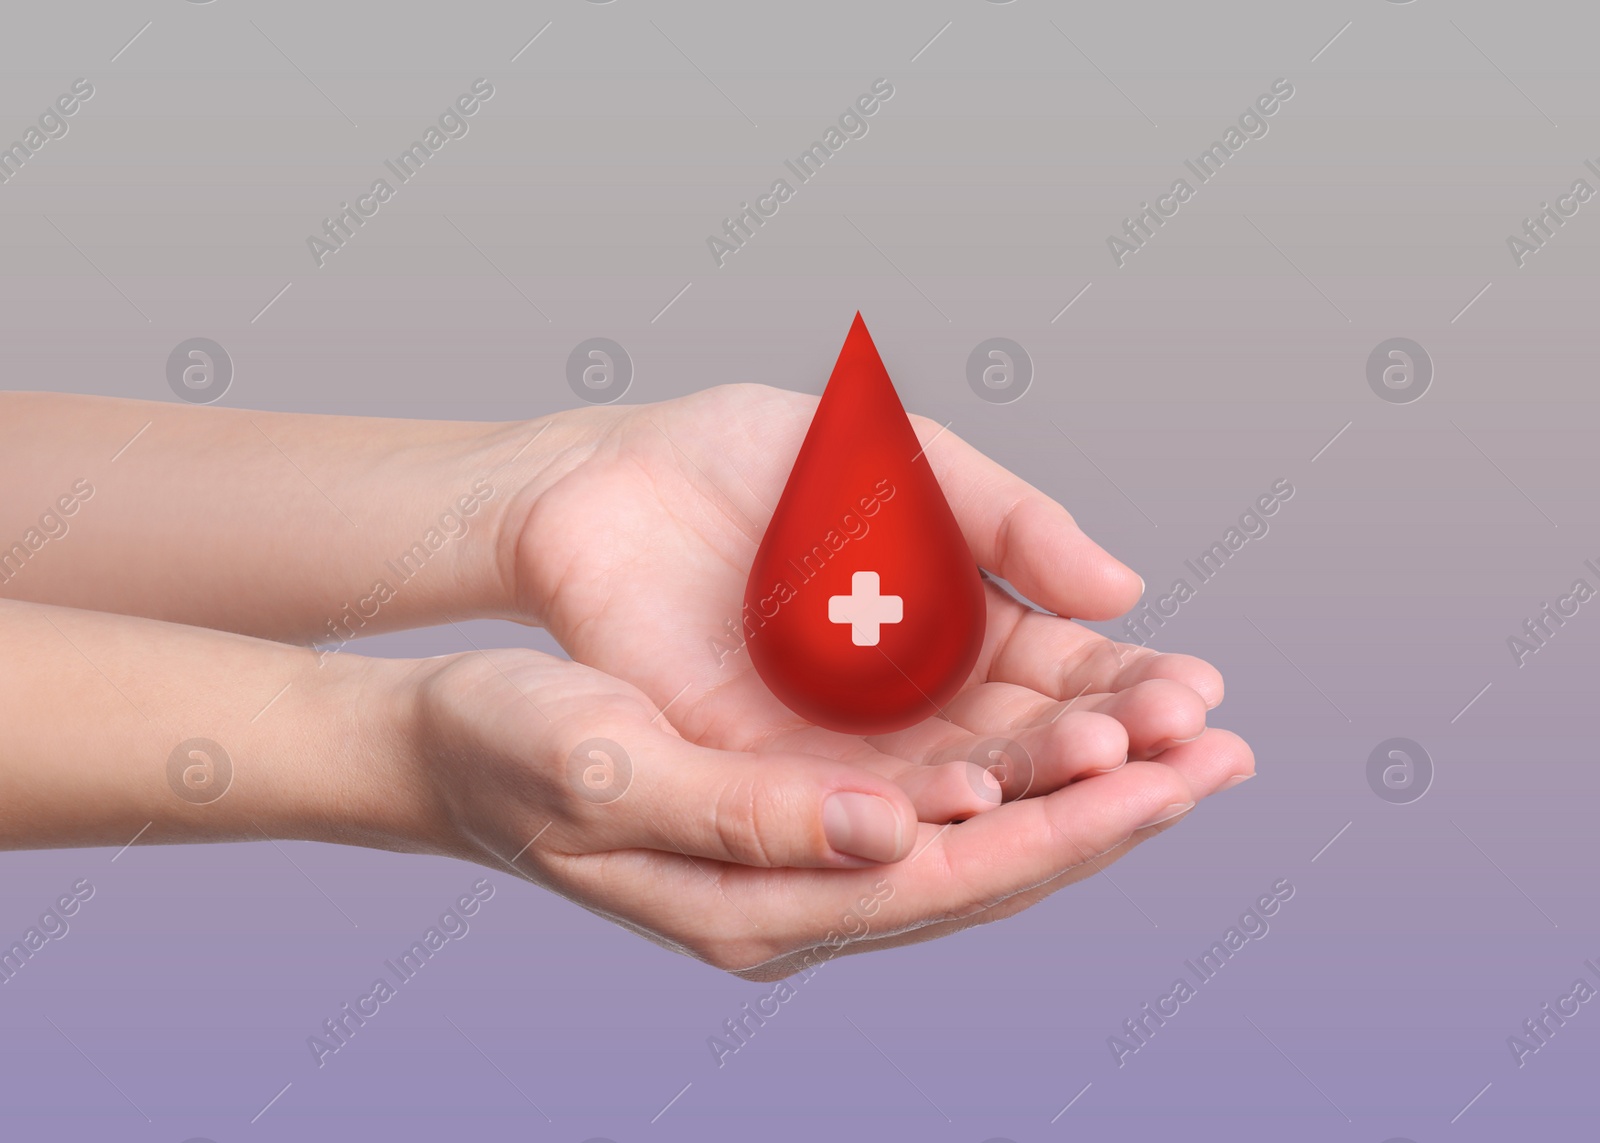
[0,599,450,856]
[303,652,454,856]
[476,405,618,628]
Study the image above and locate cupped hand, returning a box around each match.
[402,646,1251,977]
[494,384,1249,819]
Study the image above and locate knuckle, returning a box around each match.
[712,776,790,867]
[1062,633,1128,691]
[992,495,1029,571]
[1140,675,1200,707]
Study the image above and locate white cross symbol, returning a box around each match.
[828,571,903,647]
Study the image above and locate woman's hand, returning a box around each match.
[0,441,1252,981]
[493,384,1248,818]
[0,387,1253,851]
[402,644,1249,978]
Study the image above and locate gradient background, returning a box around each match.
[2,0,1595,1139]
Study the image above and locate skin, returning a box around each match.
[0,387,1253,976]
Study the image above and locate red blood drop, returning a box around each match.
[744,313,985,735]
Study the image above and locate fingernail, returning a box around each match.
[1220,773,1254,791]
[824,793,903,863]
[1137,802,1193,830]
[1087,755,1129,775]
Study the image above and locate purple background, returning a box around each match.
[3,0,1597,1139]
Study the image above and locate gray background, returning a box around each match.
[2,0,1597,1139]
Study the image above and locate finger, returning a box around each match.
[865,685,1124,803]
[575,729,923,869]
[848,737,1254,955]
[1115,649,1225,711]
[886,757,1004,819]
[862,715,1016,814]
[762,759,1194,951]
[555,761,1195,976]
[738,753,1222,976]
[941,679,1058,728]
[771,827,1155,972]
[742,845,1124,978]
[754,722,1006,823]
[1127,727,1255,799]
[921,425,1143,619]
[935,683,1131,798]
[1025,677,1208,759]
[984,598,1224,709]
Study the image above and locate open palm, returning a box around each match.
[501,383,1248,820]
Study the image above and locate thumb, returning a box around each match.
[925,426,1143,620]
[596,737,919,869]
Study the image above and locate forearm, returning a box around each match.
[0,597,433,853]
[0,392,553,643]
